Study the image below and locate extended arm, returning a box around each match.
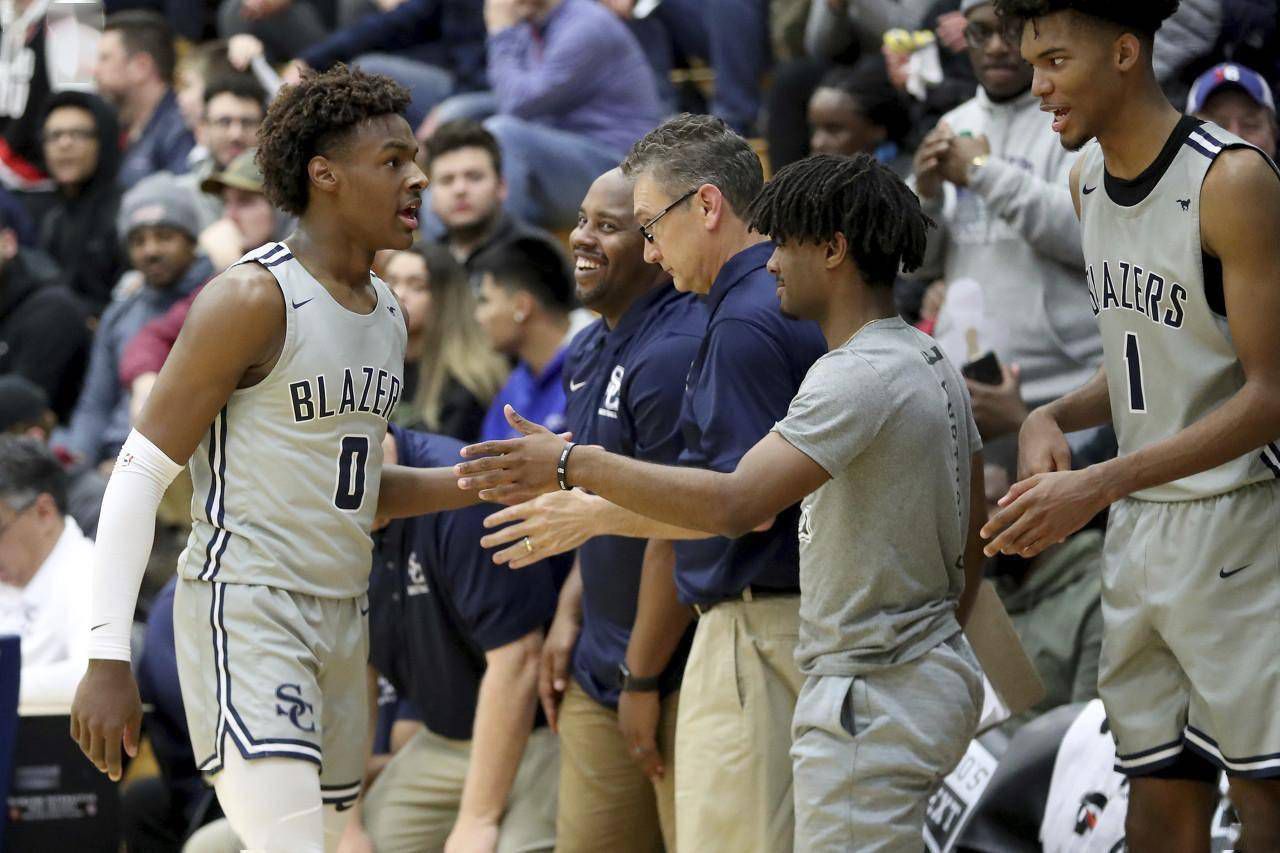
[449,629,543,846]
[377,464,481,519]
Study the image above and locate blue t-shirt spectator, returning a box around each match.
[117,89,195,189]
[479,346,569,443]
[562,284,705,708]
[369,426,559,740]
[674,242,828,606]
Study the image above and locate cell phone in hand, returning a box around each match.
[962,351,1003,385]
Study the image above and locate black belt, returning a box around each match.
[691,584,800,617]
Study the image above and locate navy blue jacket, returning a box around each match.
[369,427,558,740]
[562,284,704,707]
[674,242,827,605]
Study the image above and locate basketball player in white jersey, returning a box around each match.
[979,2,1280,850]
[69,66,480,852]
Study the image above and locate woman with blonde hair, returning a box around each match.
[383,242,510,440]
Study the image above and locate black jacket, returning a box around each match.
[34,91,125,316]
[0,249,89,421]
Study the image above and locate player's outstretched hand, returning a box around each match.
[69,659,142,782]
[480,488,600,568]
[1017,407,1072,481]
[457,405,570,504]
[980,468,1106,559]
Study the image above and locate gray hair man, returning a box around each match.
[0,436,96,711]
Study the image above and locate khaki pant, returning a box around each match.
[676,595,803,853]
[361,726,559,853]
[555,682,679,852]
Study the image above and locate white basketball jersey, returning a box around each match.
[178,242,407,598]
[1078,117,1280,502]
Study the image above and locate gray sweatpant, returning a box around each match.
[790,635,983,852]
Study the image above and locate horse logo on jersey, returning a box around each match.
[275,683,317,732]
[1178,198,1191,211]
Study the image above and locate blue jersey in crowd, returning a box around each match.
[369,426,559,741]
[674,242,827,606]
[562,284,705,708]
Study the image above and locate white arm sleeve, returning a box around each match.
[87,429,184,662]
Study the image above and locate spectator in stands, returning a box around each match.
[95,11,196,188]
[382,242,509,438]
[0,190,89,422]
[1151,0,1222,99]
[119,148,288,421]
[35,91,127,315]
[422,120,545,272]
[181,74,268,229]
[1188,62,1278,158]
[984,464,1103,732]
[612,0,772,135]
[334,425,560,852]
[472,0,663,229]
[521,167,702,851]
[0,377,105,538]
[285,0,487,129]
[0,436,94,710]
[175,40,240,135]
[808,58,914,173]
[217,0,373,65]
[64,173,213,466]
[911,0,1100,472]
[0,0,99,191]
[474,235,577,441]
[196,146,292,270]
[805,0,934,59]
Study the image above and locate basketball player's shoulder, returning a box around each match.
[183,258,286,356]
[1200,145,1280,254]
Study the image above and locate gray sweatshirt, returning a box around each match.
[915,87,1102,409]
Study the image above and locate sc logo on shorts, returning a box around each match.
[275,683,317,733]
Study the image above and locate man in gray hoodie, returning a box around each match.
[911,0,1102,473]
[64,173,214,466]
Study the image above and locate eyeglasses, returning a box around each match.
[638,188,696,244]
[964,19,1024,50]
[41,128,96,145]
[207,116,260,131]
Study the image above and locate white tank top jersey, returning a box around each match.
[1077,117,1280,502]
[178,242,407,598]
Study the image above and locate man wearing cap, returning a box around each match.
[196,147,293,271]
[910,0,1102,477]
[64,172,214,467]
[1188,62,1278,159]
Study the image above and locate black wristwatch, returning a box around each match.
[618,662,660,692]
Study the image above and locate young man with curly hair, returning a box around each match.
[981,2,1280,849]
[69,65,478,852]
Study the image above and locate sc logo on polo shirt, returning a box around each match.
[598,365,624,419]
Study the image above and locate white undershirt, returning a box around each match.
[0,517,94,712]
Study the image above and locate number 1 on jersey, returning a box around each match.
[1124,332,1146,413]
[335,435,370,511]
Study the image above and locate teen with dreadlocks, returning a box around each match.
[69,65,483,852]
[452,152,991,850]
[977,1,1280,848]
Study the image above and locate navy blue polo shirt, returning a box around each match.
[369,426,559,740]
[674,242,827,606]
[562,284,705,708]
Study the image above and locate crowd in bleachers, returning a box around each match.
[0,0,1276,850]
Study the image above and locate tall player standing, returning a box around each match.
[981,2,1280,849]
[69,66,479,852]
